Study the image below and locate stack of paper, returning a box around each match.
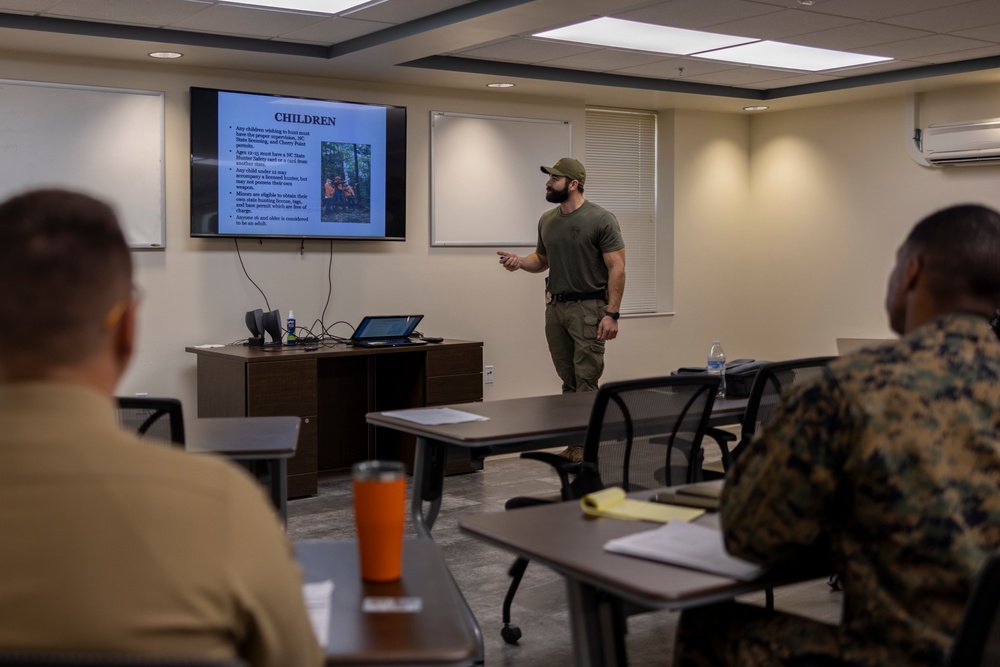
[580,487,704,523]
[604,521,764,581]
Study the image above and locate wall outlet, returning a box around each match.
[135,392,149,398]
[484,365,494,384]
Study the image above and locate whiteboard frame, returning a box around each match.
[430,111,572,247]
[0,78,166,249]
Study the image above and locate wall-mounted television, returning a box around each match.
[190,87,406,241]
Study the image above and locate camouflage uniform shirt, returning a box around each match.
[721,314,1000,667]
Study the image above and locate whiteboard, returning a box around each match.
[0,79,165,248]
[431,112,572,246]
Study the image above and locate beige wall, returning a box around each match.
[4,53,1000,409]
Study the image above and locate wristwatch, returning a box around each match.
[605,311,620,321]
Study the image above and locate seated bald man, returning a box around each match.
[0,189,322,666]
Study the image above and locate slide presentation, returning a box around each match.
[217,91,388,237]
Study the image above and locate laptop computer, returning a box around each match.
[348,315,428,348]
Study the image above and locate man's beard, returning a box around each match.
[546,186,569,203]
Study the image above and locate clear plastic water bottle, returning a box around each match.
[707,340,726,398]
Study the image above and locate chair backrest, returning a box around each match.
[948,549,1000,667]
[0,652,245,667]
[730,356,835,462]
[571,375,720,496]
[115,397,185,446]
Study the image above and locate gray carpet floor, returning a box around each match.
[286,455,843,666]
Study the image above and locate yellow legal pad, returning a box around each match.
[581,487,704,523]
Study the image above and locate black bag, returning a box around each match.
[672,358,769,398]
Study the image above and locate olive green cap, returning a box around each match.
[540,157,586,187]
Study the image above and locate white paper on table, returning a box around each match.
[380,407,489,425]
[302,579,334,647]
[604,521,764,581]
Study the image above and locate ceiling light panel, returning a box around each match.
[218,0,372,15]
[695,40,892,71]
[534,17,754,56]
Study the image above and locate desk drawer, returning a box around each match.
[426,346,482,377]
[426,373,483,405]
[247,360,317,416]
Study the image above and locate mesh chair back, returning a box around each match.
[571,375,720,495]
[115,397,185,446]
[949,549,1000,667]
[730,357,834,462]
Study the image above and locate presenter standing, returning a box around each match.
[498,157,625,461]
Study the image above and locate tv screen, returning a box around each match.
[190,87,406,241]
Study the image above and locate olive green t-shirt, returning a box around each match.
[536,200,624,296]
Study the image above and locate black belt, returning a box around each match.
[552,290,606,302]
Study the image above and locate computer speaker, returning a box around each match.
[245,308,265,346]
[261,309,283,345]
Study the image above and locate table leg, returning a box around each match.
[410,437,486,663]
[566,579,628,667]
[410,436,446,539]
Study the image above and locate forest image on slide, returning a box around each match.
[320,141,371,223]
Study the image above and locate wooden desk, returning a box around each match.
[459,494,816,667]
[295,539,478,666]
[366,393,746,539]
[187,340,483,498]
[186,416,300,523]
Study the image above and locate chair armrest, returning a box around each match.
[704,427,737,471]
[520,451,582,499]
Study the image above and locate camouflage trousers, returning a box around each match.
[544,299,606,393]
[674,600,843,666]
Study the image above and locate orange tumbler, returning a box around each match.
[352,460,406,582]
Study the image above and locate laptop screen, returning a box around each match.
[353,315,423,340]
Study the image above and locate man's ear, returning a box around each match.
[903,254,922,291]
[111,297,137,376]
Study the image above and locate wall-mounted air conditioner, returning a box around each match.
[921,118,1000,166]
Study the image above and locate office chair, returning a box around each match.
[789,547,1000,667]
[115,397,185,447]
[704,356,836,475]
[0,652,246,666]
[499,375,721,644]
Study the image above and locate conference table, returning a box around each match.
[459,487,823,667]
[366,391,746,665]
[366,392,747,539]
[295,539,479,666]
[186,415,300,523]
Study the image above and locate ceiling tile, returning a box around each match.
[615,55,742,80]
[880,0,1000,33]
[953,23,1000,44]
[867,34,995,60]
[4,0,63,12]
[542,48,669,73]
[347,0,473,25]
[806,0,978,22]
[614,0,782,30]
[913,44,1000,63]
[279,16,392,45]
[785,21,930,50]
[743,72,840,90]
[168,3,319,38]
[455,37,598,64]
[45,0,205,25]
[683,65,808,86]
[704,8,859,40]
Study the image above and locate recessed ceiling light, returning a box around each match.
[535,17,754,56]
[148,51,183,59]
[743,106,769,111]
[217,0,373,14]
[697,41,891,72]
[486,82,515,88]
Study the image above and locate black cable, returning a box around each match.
[320,239,333,330]
[234,239,271,312]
